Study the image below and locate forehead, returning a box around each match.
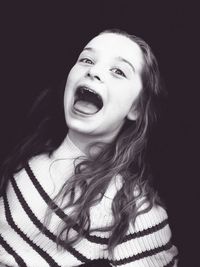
[84,33,144,73]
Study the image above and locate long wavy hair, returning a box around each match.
[0,29,164,253]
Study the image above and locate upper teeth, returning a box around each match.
[81,86,98,95]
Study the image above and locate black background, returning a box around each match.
[1,1,199,266]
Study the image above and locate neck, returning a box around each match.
[68,130,113,157]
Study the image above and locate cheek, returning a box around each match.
[114,83,141,107]
[66,66,77,84]
[64,67,79,95]
[126,79,142,103]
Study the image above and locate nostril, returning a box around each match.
[87,72,101,81]
[94,75,101,81]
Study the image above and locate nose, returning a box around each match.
[86,65,103,82]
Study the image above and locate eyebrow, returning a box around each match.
[83,47,94,52]
[82,47,136,72]
[116,56,135,72]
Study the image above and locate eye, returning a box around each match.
[112,68,126,78]
[79,58,94,64]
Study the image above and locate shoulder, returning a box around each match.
[109,204,178,266]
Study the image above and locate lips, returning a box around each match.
[73,86,103,115]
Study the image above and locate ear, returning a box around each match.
[127,105,138,121]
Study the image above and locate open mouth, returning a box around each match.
[73,86,103,115]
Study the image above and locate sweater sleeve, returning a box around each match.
[108,205,178,267]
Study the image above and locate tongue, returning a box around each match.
[74,100,99,115]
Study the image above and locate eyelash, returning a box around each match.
[112,68,126,77]
[79,58,93,64]
[79,58,126,78]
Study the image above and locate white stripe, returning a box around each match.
[29,154,75,197]
[0,243,16,267]
[111,247,177,267]
[127,205,168,235]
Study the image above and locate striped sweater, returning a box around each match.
[0,135,178,267]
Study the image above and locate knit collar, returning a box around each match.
[52,135,123,200]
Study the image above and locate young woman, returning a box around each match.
[0,29,178,266]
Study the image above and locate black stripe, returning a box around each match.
[25,164,80,232]
[0,234,27,267]
[3,193,61,267]
[121,218,169,243]
[164,255,178,267]
[110,239,174,265]
[25,163,169,246]
[78,259,112,266]
[10,175,88,264]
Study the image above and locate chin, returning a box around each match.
[66,117,95,135]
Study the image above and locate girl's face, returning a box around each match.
[64,32,144,144]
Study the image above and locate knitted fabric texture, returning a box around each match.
[0,136,178,267]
